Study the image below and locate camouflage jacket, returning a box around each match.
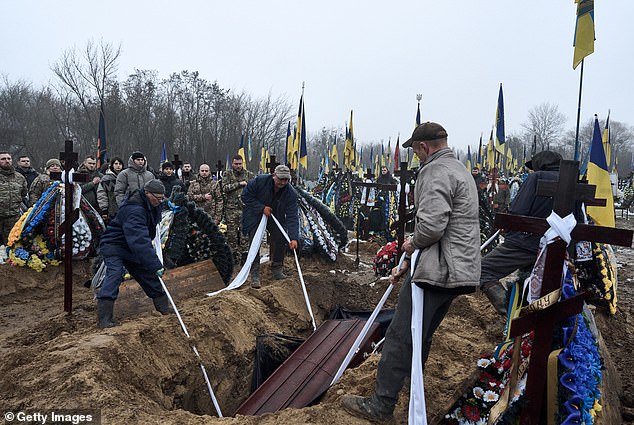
[187,176,223,223]
[221,168,255,212]
[0,167,28,217]
[29,173,54,206]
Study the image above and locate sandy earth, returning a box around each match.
[1,222,633,424]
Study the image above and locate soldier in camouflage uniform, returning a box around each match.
[0,152,28,245]
[187,163,223,224]
[29,159,62,205]
[221,155,255,264]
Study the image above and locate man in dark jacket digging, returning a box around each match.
[96,179,172,328]
[241,165,299,288]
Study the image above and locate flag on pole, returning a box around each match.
[331,135,339,167]
[285,122,292,166]
[587,115,615,227]
[299,101,308,169]
[344,110,355,169]
[380,143,385,167]
[96,106,107,169]
[160,143,167,165]
[573,0,595,69]
[486,129,495,171]
[238,134,245,163]
[602,110,611,166]
[477,133,483,168]
[466,146,472,171]
[248,136,253,161]
[394,136,400,171]
[292,95,304,170]
[495,84,505,155]
[416,101,421,126]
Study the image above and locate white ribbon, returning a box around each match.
[331,281,394,386]
[207,215,268,296]
[409,248,428,425]
[153,227,223,417]
[543,211,576,246]
[269,213,317,331]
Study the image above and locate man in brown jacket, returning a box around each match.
[342,122,481,422]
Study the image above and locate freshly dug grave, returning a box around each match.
[1,226,633,424]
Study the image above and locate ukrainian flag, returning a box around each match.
[238,134,245,163]
[587,115,615,227]
[573,0,595,69]
[466,145,472,171]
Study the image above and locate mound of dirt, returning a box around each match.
[1,219,633,424]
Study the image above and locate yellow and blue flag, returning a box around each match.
[495,84,505,155]
[299,100,307,169]
[573,0,595,69]
[602,110,610,165]
[466,145,472,171]
[587,115,615,227]
[238,134,245,162]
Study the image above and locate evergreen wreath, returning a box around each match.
[295,186,348,249]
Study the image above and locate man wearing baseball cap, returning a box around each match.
[241,164,299,288]
[342,121,481,421]
[96,178,172,327]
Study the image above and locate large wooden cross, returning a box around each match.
[351,168,398,267]
[392,161,416,256]
[494,160,633,424]
[171,154,183,171]
[50,140,92,313]
[266,155,280,175]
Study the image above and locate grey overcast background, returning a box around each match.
[1,0,632,153]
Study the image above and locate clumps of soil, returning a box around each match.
[1,220,634,424]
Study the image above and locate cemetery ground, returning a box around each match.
[1,221,633,424]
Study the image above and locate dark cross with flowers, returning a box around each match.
[266,155,280,175]
[351,168,398,267]
[171,154,183,171]
[331,163,341,174]
[50,140,92,313]
[493,160,632,425]
[215,160,224,181]
[392,161,416,257]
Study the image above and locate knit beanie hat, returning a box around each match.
[131,151,145,161]
[143,179,165,194]
[45,158,62,169]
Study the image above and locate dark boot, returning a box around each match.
[250,269,261,289]
[97,299,117,328]
[341,395,393,423]
[152,294,173,315]
[271,263,287,280]
[482,281,508,316]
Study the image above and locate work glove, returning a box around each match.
[289,240,298,250]
[156,268,165,278]
[263,206,273,216]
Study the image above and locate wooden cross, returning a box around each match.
[331,163,341,174]
[171,154,183,171]
[266,155,280,175]
[494,160,633,425]
[50,140,92,313]
[392,162,417,256]
[216,160,224,180]
[351,168,398,267]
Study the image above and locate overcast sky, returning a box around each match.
[1,0,632,154]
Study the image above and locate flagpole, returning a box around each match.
[573,59,585,161]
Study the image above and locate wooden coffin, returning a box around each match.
[235,319,381,416]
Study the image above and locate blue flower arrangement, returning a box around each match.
[23,182,60,235]
[558,268,603,424]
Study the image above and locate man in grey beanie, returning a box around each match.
[96,179,172,328]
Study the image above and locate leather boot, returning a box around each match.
[271,263,287,280]
[152,294,173,315]
[482,281,508,316]
[341,395,393,422]
[97,299,117,328]
[250,269,261,289]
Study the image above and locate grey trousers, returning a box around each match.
[371,276,457,413]
[480,242,537,285]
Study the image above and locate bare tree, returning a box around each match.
[521,102,567,152]
[51,39,121,128]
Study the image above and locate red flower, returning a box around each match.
[463,405,481,421]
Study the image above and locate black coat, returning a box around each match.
[241,174,299,240]
[100,190,163,272]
